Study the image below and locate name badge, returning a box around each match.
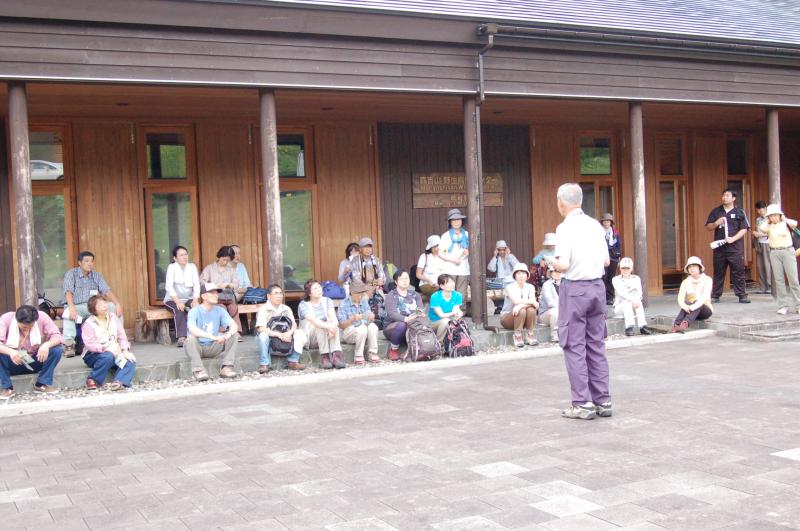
[731,213,736,219]
[89,289,99,296]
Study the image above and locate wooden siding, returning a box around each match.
[782,134,800,223]
[690,133,728,275]
[379,123,532,272]
[0,118,15,310]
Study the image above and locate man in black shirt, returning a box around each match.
[705,189,751,303]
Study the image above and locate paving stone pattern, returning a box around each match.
[1,335,800,530]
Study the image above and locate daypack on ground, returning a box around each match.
[266,315,294,356]
[443,318,474,358]
[404,315,442,362]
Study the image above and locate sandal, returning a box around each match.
[109,381,124,392]
[368,352,381,363]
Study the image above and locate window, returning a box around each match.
[656,134,689,276]
[580,182,615,220]
[658,137,683,176]
[148,192,194,300]
[278,134,306,178]
[579,136,612,176]
[280,190,314,292]
[29,131,65,181]
[146,132,188,180]
[726,138,748,175]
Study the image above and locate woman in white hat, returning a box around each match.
[671,256,713,333]
[439,208,470,313]
[531,232,557,290]
[758,204,800,314]
[611,257,653,336]
[500,263,539,347]
[414,234,445,301]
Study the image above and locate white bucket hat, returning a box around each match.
[495,240,508,249]
[542,233,557,246]
[426,234,441,250]
[511,262,529,279]
[684,256,705,274]
[619,257,634,270]
[765,204,784,217]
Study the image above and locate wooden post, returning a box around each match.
[463,95,485,325]
[629,102,649,305]
[259,89,284,287]
[767,108,781,206]
[8,82,37,307]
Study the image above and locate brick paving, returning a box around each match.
[1,335,800,530]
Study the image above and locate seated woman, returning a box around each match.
[500,263,539,348]
[298,280,345,369]
[81,294,136,391]
[538,266,561,343]
[337,242,360,290]
[671,256,713,333]
[383,269,424,360]
[612,257,653,336]
[230,244,251,302]
[415,235,444,301]
[163,245,200,348]
[428,274,463,341]
[200,246,242,340]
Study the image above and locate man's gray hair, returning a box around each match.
[557,182,583,207]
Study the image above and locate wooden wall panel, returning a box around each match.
[379,124,532,273]
[531,128,574,255]
[690,133,727,273]
[0,118,16,311]
[781,134,800,222]
[315,124,379,282]
[196,123,262,284]
[73,122,144,328]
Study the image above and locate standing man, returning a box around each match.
[62,251,123,357]
[752,201,774,295]
[706,189,751,304]
[486,240,519,289]
[553,183,611,420]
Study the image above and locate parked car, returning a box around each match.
[31,160,63,180]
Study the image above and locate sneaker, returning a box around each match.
[258,364,270,374]
[319,354,334,370]
[670,325,680,333]
[176,337,185,348]
[678,320,689,332]
[710,297,720,303]
[387,347,401,361]
[193,369,210,382]
[513,332,524,348]
[524,331,538,346]
[739,297,751,304]
[287,361,306,371]
[777,307,788,315]
[33,384,58,394]
[561,402,596,420]
[595,402,613,417]
[624,326,635,337]
[219,365,237,378]
[639,326,654,335]
[85,378,98,391]
[0,388,14,400]
[64,343,76,358]
[550,333,559,343]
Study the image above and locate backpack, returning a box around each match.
[242,287,268,304]
[409,255,426,291]
[38,293,58,320]
[404,315,442,362]
[321,281,346,299]
[443,318,474,357]
[368,291,386,330]
[266,315,294,356]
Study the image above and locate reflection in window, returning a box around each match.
[658,138,683,176]
[278,134,306,178]
[580,182,596,219]
[661,182,677,269]
[599,185,614,218]
[280,190,313,291]
[29,132,65,181]
[150,193,193,299]
[727,139,747,175]
[146,133,187,179]
[32,195,67,301]
[579,137,611,175]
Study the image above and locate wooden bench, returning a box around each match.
[135,304,265,345]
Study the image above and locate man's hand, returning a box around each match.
[725,236,735,244]
[68,305,78,321]
[279,332,292,343]
[367,312,375,322]
[453,307,463,319]
[10,352,23,366]
[214,334,226,345]
[36,344,50,363]
[177,301,186,312]
[716,217,725,227]
[123,350,136,362]
[353,313,362,321]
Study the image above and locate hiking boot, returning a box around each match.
[219,365,237,378]
[561,402,596,420]
[624,327,635,336]
[387,347,401,361]
[63,343,76,358]
[739,297,751,304]
[331,351,346,369]
[193,369,210,382]
[513,332,524,348]
[85,378,98,391]
[678,320,689,332]
[287,361,306,371]
[319,354,334,370]
[258,364,270,375]
[639,326,654,335]
[594,402,613,417]
[33,383,59,394]
[0,388,14,400]
[524,331,538,346]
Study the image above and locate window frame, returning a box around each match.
[574,131,619,223]
[655,132,691,274]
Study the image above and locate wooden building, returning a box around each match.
[1,0,799,328]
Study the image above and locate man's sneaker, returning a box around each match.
[193,369,210,382]
[639,326,654,335]
[33,384,59,394]
[561,402,596,420]
[63,343,76,358]
[0,388,14,400]
[739,297,751,304]
[624,327,635,336]
[219,365,237,378]
[595,402,613,417]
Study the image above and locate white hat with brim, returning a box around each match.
[684,256,705,274]
[619,257,634,270]
[512,262,530,278]
[542,233,557,246]
[426,234,441,250]
[495,240,508,249]
[766,204,784,217]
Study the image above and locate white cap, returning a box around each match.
[426,234,441,250]
[619,257,633,270]
[766,204,784,217]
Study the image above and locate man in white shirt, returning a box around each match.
[553,183,612,420]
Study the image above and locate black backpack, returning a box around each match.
[404,315,442,362]
[266,315,294,356]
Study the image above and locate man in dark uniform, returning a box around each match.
[706,189,751,303]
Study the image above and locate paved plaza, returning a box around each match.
[2,335,800,530]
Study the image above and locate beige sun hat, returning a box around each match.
[426,234,441,250]
[542,233,557,246]
[684,256,705,274]
[765,204,784,217]
[511,262,529,278]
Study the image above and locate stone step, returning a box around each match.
[740,329,800,342]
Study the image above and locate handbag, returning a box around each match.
[218,288,236,302]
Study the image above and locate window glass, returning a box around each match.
[278,134,306,178]
[727,139,747,175]
[150,192,193,299]
[579,137,611,175]
[280,190,313,291]
[599,185,614,218]
[658,137,683,176]
[660,182,677,269]
[29,132,65,181]
[146,133,187,180]
[580,182,596,219]
[32,195,67,302]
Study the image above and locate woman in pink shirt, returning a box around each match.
[81,295,137,391]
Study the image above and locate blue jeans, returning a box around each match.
[83,351,136,386]
[257,332,300,366]
[0,346,63,389]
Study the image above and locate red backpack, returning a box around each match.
[443,318,474,357]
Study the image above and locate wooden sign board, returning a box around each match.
[412,173,503,208]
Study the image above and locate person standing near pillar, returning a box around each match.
[752,201,774,295]
[440,208,470,315]
[553,183,612,421]
[706,189,751,304]
[600,213,622,305]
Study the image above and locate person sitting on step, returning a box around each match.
[415,235,445,301]
[163,245,200,349]
[612,257,653,336]
[200,246,242,341]
[428,274,464,342]
[298,280,345,370]
[337,279,380,365]
[671,256,714,333]
[383,269,424,360]
[486,240,519,290]
[500,263,539,348]
[255,284,307,374]
[0,305,64,399]
[185,283,240,381]
[349,237,385,298]
[81,294,137,391]
[538,266,561,343]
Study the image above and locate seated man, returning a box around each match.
[185,283,239,381]
[62,251,123,357]
[486,240,519,289]
[0,305,64,398]
[338,280,380,365]
[255,284,307,374]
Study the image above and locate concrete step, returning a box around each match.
[740,329,800,342]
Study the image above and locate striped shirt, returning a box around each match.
[62,268,111,305]
[299,298,335,323]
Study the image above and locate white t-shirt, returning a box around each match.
[440,230,470,276]
[555,209,609,281]
[501,282,537,315]
[416,253,444,286]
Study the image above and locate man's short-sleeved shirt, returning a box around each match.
[337,297,371,327]
[63,268,111,305]
[706,205,750,252]
[554,209,609,281]
[428,290,463,321]
[188,305,234,345]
